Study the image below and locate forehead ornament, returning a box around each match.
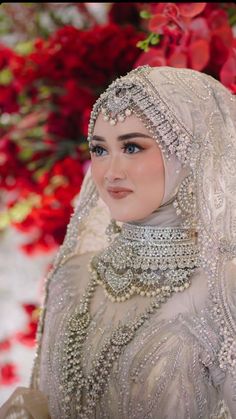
[87,66,194,166]
[100,83,134,126]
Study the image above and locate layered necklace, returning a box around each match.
[60,224,199,418]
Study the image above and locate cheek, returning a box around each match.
[132,156,165,195]
[91,160,104,187]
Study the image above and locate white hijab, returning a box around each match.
[128,153,190,227]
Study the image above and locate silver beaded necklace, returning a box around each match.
[92,223,198,302]
[60,224,199,418]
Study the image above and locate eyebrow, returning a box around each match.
[91,133,152,142]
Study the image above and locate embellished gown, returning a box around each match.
[34,218,236,419]
[1,65,236,419]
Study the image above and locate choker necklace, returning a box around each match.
[91,224,199,302]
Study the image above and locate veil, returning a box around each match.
[30,65,236,390]
[30,166,111,389]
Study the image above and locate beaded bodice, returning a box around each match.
[37,238,236,419]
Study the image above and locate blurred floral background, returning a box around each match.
[0,2,235,403]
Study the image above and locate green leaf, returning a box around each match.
[140,10,152,19]
[150,33,160,45]
[229,12,236,27]
[136,39,150,53]
[15,40,34,56]
[19,148,34,161]
[26,126,44,138]
[0,68,13,85]
[18,92,27,106]
[38,85,52,99]
[137,33,160,52]
[0,212,11,230]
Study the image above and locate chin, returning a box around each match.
[110,209,145,224]
[106,199,152,223]
[108,209,133,223]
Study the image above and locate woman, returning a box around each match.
[1,65,236,418]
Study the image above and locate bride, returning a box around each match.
[1,65,236,418]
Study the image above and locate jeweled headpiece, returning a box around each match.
[87,65,193,165]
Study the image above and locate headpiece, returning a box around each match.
[87,65,194,166]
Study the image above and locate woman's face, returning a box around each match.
[90,113,165,222]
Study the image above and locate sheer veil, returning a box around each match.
[30,65,236,393]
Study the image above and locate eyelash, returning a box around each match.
[89,142,144,157]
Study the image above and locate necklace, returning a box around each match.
[60,225,199,418]
[92,224,199,302]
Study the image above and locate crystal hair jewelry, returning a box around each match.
[92,223,199,302]
[87,65,194,165]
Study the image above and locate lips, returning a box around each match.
[107,187,133,199]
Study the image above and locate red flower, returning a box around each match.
[15,304,39,347]
[0,44,16,70]
[0,339,11,351]
[220,44,236,90]
[188,39,210,71]
[135,48,167,68]
[22,303,38,317]
[0,139,35,192]
[13,156,84,254]
[22,24,144,89]
[177,3,206,18]
[149,13,172,34]
[47,81,95,139]
[0,363,19,386]
[16,321,38,347]
[138,2,234,81]
[109,3,141,26]
[38,156,84,195]
[0,84,19,114]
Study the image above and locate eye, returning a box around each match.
[123,142,143,154]
[89,144,107,157]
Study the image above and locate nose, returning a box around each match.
[104,155,125,183]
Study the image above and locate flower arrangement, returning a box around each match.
[0,18,144,254]
[136,2,236,92]
[0,3,235,256]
